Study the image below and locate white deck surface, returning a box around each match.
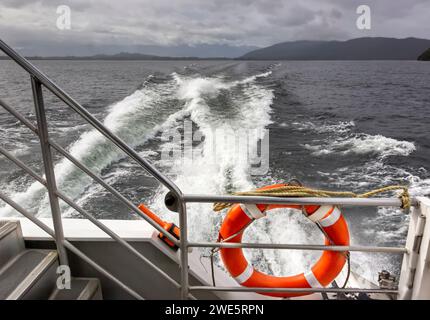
[15,217,155,241]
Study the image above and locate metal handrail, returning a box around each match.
[189,286,399,294]
[188,242,407,253]
[0,191,144,300]
[0,39,418,300]
[183,194,418,207]
[0,100,188,298]
[0,39,186,299]
[0,82,179,246]
[0,145,181,289]
[0,39,182,198]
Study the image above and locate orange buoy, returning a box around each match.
[219,184,350,298]
[138,204,180,250]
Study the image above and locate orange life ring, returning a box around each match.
[219,184,350,298]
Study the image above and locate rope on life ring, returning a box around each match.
[213,183,409,298]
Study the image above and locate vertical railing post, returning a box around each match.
[398,197,430,299]
[178,199,189,299]
[31,76,69,266]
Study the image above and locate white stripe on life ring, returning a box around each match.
[240,204,266,220]
[307,205,333,223]
[234,263,254,284]
[319,206,341,227]
[304,270,323,288]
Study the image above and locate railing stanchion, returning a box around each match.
[179,199,190,299]
[31,76,69,266]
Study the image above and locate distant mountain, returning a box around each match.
[3,38,429,61]
[88,52,172,60]
[240,37,430,60]
[418,48,430,61]
[0,52,230,61]
[1,43,258,59]
[131,44,258,58]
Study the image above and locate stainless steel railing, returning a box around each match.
[0,38,417,300]
[176,194,413,298]
[0,38,184,299]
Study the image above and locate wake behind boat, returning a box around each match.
[0,38,429,301]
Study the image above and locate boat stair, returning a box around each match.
[0,220,101,300]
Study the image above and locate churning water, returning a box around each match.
[1,60,429,283]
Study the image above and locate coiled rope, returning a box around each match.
[213,185,410,212]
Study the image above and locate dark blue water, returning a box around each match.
[1,60,429,282]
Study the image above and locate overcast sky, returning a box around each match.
[1,0,429,56]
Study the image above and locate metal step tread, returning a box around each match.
[49,278,102,300]
[0,220,25,269]
[0,221,18,239]
[0,249,58,299]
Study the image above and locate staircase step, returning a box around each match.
[0,220,25,269]
[49,278,102,300]
[0,249,58,300]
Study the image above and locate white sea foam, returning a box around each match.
[317,157,430,282]
[292,120,355,134]
[292,118,427,280]
[147,71,327,276]
[0,76,181,217]
[0,70,276,220]
[150,71,275,243]
[294,119,416,159]
[0,126,32,157]
[304,133,416,158]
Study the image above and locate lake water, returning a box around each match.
[1,60,429,282]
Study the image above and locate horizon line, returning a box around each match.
[0,36,429,59]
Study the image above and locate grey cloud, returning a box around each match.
[1,0,91,11]
[0,0,429,56]
[1,0,31,8]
